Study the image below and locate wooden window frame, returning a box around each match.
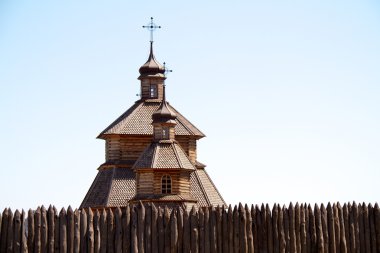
[162,127,169,140]
[150,84,158,98]
[161,175,172,194]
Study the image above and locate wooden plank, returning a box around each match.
[315,204,324,253]
[157,207,164,253]
[67,207,74,253]
[348,204,355,253]
[204,207,210,253]
[177,207,184,253]
[358,204,364,253]
[262,204,268,253]
[53,207,59,253]
[295,203,301,253]
[228,206,233,253]
[267,204,273,253]
[151,205,157,253]
[13,209,22,253]
[374,203,380,253]
[164,207,170,253]
[74,209,80,253]
[47,206,55,253]
[273,204,279,253]
[368,204,376,253]
[59,208,67,253]
[246,205,254,253]
[199,208,205,253]
[100,209,107,253]
[21,210,28,253]
[34,207,41,253]
[1,209,9,253]
[210,207,217,253]
[170,209,178,253]
[309,205,317,253]
[216,206,222,253]
[131,206,138,253]
[93,210,100,253]
[233,206,239,253]
[284,205,290,253]
[352,202,360,253]
[190,207,198,253]
[41,206,48,253]
[144,204,152,253]
[114,208,122,253]
[362,204,370,253]
[239,204,247,253]
[138,203,145,253]
[88,209,95,253]
[6,209,13,253]
[182,209,190,253]
[81,209,88,253]
[342,204,350,253]
[278,205,286,253]
[337,204,347,253]
[306,205,310,253]
[300,205,307,253]
[289,203,296,253]
[327,203,336,253]
[251,205,258,253]
[106,209,113,253]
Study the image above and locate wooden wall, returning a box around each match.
[1,202,379,253]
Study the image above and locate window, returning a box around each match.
[161,175,172,194]
[150,84,158,98]
[162,127,169,140]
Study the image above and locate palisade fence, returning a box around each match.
[0,202,380,253]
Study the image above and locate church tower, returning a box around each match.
[80,18,225,209]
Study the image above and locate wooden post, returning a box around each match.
[177,206,184,253]
[216,206,222,253]
[352,202,360,253]
[164,207,170,253]
[362,204,370,253]
[107,209,115,253]
[123,206,131,253]
[59,208,67,253]
[239,203,248,253]
[183,209,190,253]
[262,204,268,253]
[0,211,2,252]
[305,205,310,253]
[246,205,254,253]
[227,205,233,253]
[283,205,290,253]
[210,207,217,253]
[34,207,41,253]
[100,209,107,253]
[368,204,376,253]
[309,205,317,253]
[93,210,100,253]
[114,208,122,253]
[327,203,336,253]
[289,203,296,253]
[374,203,380,253]
[73,209,80,253]
[204,207,210,253]
[150,204,158,253]
[190,207,198,253]
[272,204,279,253]
[348,204,355,253]
[278,205,286,253]
[342,205,350,253]
[314,204,324,253]
[170,209,178,253]
[1,209,10,253]
[41,206,48,253]
[337,204,346,253]
[138,203,145,253]
[157,207,164,253]
[358,204,365,253]
[53,207,59,253]
[47,206,55,253]
[21,210,28,253]
[300,205,306,253]
[320,204,329,253]
[131,206,138,253]
[88,209,95,253]
[67,207,74,253]
[13,209,22,253]
[295,203,301,253]
[233,206,239,253]
[145,204,152,253]
[81,209,88,253]
[199,208,205,253]
[266,204,273,253]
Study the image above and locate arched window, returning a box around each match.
[161,175,172,194]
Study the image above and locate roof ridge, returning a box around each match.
[193,169,211,206]
[172,143,184,168]
[168,103,206,137]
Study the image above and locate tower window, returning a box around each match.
[150,84,158,98]
[162,127,169,140]
[161,175,172,194]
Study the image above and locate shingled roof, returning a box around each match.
[98,100,205,139]
[80,167,226,208]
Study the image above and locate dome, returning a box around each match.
[139,42,165,76]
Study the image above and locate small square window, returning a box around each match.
[150,84,158,98]
[162,127,169,139]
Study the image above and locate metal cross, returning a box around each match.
[163,62,173,77]
[142,17,161,43]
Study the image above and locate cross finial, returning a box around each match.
[163,62,173,77]
[142,17,161,43]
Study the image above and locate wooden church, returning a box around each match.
[80,20,225,210]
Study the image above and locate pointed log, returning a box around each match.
[321,204,329,253]
[190,207,198,253]
[88,209,95,253]
[262,204,268,253]
[333,204,340,253]
[122,206,131,253]
[73,209,80,253]
[246,205,254,253]
[21,210,28,253]
[272,204,279,253]
[1,209,10,253]
[114,208,122,253]
[348,204,355,253]
[251,205,258,253]
[305,205,310,253]
[93,210,100,253]
[300,205,307,253]
[327,203,336,253]
[216,206,222,252]
[267,204,273,253]
[239,204,247,253]
[278,205,286,253]
[34,207,41,253]
[144,204,152,253]
[107,209,115,253]
[67,207,74,253]
[284,205,290,253]
[363,204,370,253]
[337,204,346,253]
[47,206,55,253]
[289,203,296,253]
[80,209,88,253]
[150,204,157,253]
[210,207,217,253]
[170,209,178,253]
[358,204,365,253]
[309,205,317,253]
[59,208,67,253]
[204,207,210,253]
[315,204,324,253]
[295,203,301,253]
[233,206,239,253]
[40,206,48,253]
[374,203,380,253]
[53,207,59,253]
[138,203,145,253]
[6,208,13,253]
[352,202,360,253]
[100,209,107,253]
[0,211,2,252]
[342,204,350,253]
[131,206,138,253]
[183,209,190,253]
[13,210,22,253]
[164,207,170,253]
[227,206,233,253]
[368,204,376,253]
[199,208,205,253]
[177,206,184,253]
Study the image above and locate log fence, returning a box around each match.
[0,202,379,253]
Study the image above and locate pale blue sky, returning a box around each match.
[1,1,379,210]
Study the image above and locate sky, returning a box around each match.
[1,1,379,211]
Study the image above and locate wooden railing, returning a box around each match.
[0,202,379,253]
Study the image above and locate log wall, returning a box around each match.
[1,202,379,253]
